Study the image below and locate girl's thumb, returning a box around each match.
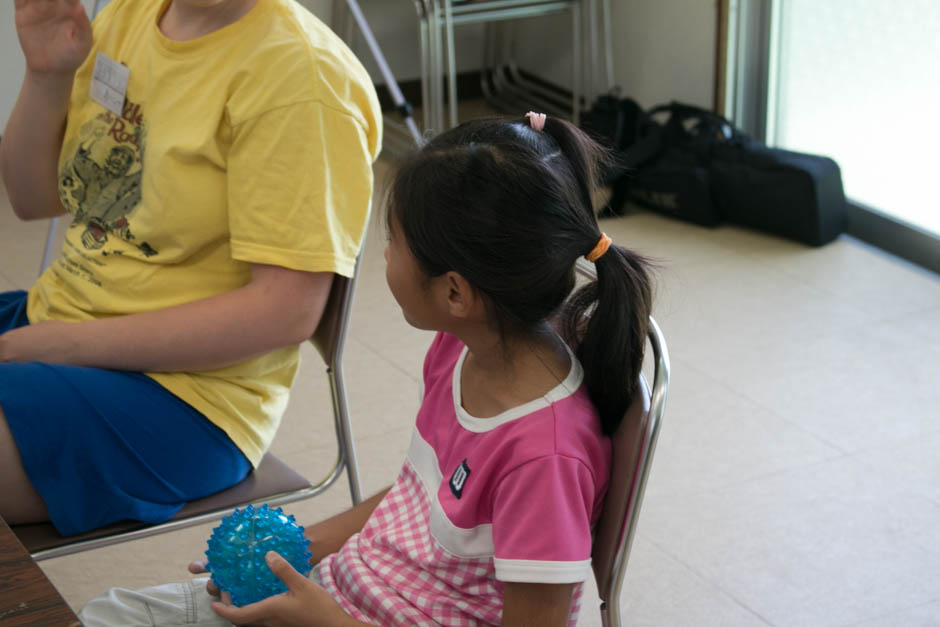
[265,551,303,589]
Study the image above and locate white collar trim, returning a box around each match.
[451,339,584,433]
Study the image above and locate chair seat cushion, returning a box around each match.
[14,454,311,555]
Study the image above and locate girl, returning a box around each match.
[79,113,654,626]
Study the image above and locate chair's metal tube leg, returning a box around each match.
[344,0,424,146]
[584,0,596,107]
[329,364,362,505]
[444,0,459,128]
[39,217,59,274]
[601,0,614,89]
[571,1,581,123]
[427,0,442,134]
[416,4,432,132]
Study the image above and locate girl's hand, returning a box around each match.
[14,0,93,75]
[210,551,358,627]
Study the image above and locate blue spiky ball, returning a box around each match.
[205,504,312,606]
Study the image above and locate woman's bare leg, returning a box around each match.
[0,404,50,523]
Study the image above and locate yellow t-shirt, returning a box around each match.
[27,0,382,466]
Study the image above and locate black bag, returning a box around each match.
[585,99,848,246]
[709,138,848,246]
[578,92,644,185]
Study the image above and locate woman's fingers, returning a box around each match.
[187,560,220,596]
[187,560,207,574]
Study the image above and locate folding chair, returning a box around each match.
[411,0,615,133]
[414,0,580,132]
[14,260,365,560]
[591,316,668,626]
[574,261,670,627]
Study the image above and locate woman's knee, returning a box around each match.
[79,579,226,627]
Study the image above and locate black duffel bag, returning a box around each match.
[582,95,719,224]
[584,99,847,246]
[709,136,848,246]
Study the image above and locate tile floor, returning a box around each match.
[2,123,940,626]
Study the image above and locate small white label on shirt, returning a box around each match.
[89,52,129,116]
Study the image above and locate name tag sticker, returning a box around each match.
[89,52,129,116]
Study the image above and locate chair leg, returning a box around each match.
[601,0,614,90]
[443,0,459,128]
[39,217,59,275]
[415,1,433,133]
[328,364,362,505]
[571,0,581,123]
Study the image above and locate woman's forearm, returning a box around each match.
[0,264,333,372]
[0,70,74,220]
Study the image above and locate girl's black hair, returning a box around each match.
[387,116,653,436]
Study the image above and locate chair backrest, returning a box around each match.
[591,374,651,597]
[310,258,360,367]
[591,317,669,626]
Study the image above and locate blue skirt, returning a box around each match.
[0,290,251,536]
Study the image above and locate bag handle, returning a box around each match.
[647,101,743,142]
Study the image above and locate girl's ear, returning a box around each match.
[443,271,482,320]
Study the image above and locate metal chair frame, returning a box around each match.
[412,0,615,133]
[596,316,668,627]
[575,261,670,627]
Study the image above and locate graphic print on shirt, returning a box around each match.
[58,98,157,258]
[449,459,471,499]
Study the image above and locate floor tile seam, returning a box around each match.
[642,449,861,504]
[834,415,940,470]
[861,303,940,330]
[647,246,753,278]
[639,533,777,626]
[0,267,20,289]
[836,596,940,627]
[642,250,747,275]
[841,235,940,281]
[673,356,851,455]
[272,420,414,456]
[644,444,861,502]
[738,243,940,315]
[851,449,940,509]
[699,449,865,496]
[645,450,853,501]
[746,259,890,322]
[848,420,940,456]
[348,336,421,384]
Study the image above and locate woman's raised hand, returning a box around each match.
[14,0,93,75]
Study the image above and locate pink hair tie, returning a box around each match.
[525,111,547,132]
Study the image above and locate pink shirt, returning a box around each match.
[318,333,611,625]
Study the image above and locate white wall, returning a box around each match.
[344,1,716,110]
[1,1,717,130]
[0,0,331,129]
[1,0,101,130]
[510,0,717,109]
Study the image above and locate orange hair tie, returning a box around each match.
[585,232,612,262]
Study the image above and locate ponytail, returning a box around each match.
[562,246,653,436]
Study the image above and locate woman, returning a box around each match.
[0,0,381,535]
